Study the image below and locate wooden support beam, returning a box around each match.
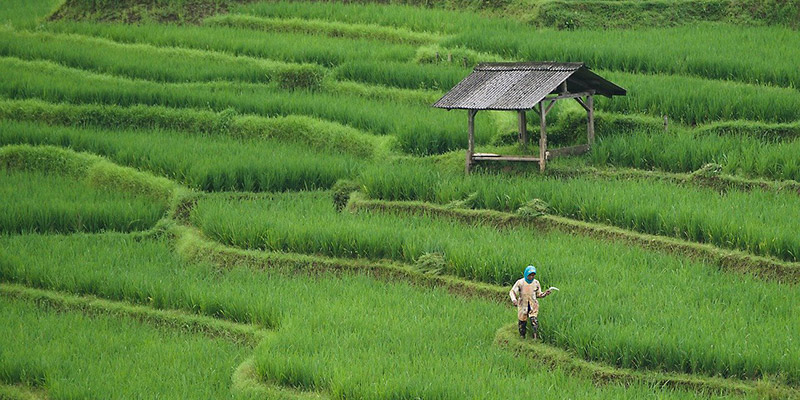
[547,144,591,158]
[587,94,595,146]
[560,81,568,94]
[518,110,527,146]
[544,91,593,102]
[539,101,547,172]
[473,155,541,162]
[466,109,477,174]
[574,97,589,112]
[544,99,557,116]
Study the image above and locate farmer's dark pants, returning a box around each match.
[518,304,538,338]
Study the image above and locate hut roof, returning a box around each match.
[432,62,626,111]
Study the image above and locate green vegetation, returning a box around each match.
[0,57,489,154]
[517,0,800,30]
[205,14,440,45]
[600,70,800,124]
[0,169,165,234]
[448,23,800,88]
[591,130,800,181]
[50,0,239,24]
[0,98,384,158]
[189,191,800,384]
[0,121,363,192]
[0,233,755,397]
[233,1,518,34]
[0,295,250,399]
[0,28,325,88]
[360,162,800,262]
[45,22,417,66]
[4,0,800,396]
[334,61,468,91]
[0,0,62,27]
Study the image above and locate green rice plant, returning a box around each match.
[0,233,759,396]
[189,191,800,384]
[0,98,384,158]
[598,70,800,124]
[205,14,440,44]
[0,28,325,89]
[590,129,800,181]
[44,21,417,67]
[0,144,178,202]
[696,119,800,140]
[358,161,800,262]
[333,61,469,90]
[447,23,800,88]
[0,121,362,192]
[233,1,519,35]
[0,0,61,27]
[414,44,506,66]
[323,80,441,106]
[0,168,165,234]
[0,296,250,399]
[0,57,492,154]
[534,0,800,29]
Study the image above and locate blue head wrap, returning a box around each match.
[524,265,537,283]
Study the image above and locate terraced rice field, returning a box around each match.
[1,0,799,398]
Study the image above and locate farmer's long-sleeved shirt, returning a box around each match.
[509,278,547,321]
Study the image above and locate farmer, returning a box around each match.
[509,265,551,339]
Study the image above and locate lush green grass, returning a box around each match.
[448,23,800,88]
[44,21,417,67]
[0,144,179,201]
[0,57,494,154]
[360,161,800,262]
[233,1,518,34]
[0,296,250,399]
[0,121,362,192]
[334,61,469,91]
[0,98,384,158]
[205,14,440,45]
[188,191,800,384]
[49,0,235,24]
[0,168,165,234]
[600,70,800,124]
[0,58,491,154]
[0,233,742,398]
[591,130,800,181]
[528,0,800,29]
[0,28,325,88]
[0,0,62,27]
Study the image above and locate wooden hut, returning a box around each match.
[433,62,626,173]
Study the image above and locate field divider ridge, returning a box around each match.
[0,382,46,400]
[0,282,267,347]
[547,164,800,197]
[203,14,443,45]
[346,192,800,284]
[0,282,329,399]
[494,324,797,398]
[168,195,798,396]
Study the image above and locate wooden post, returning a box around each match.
[539,102,547,172]
[466,109,477,174]
[518,110,527,146]
[587,94,595,146]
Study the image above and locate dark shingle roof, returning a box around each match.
[433,62,626,110]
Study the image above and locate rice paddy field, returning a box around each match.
[1,0,799,398]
